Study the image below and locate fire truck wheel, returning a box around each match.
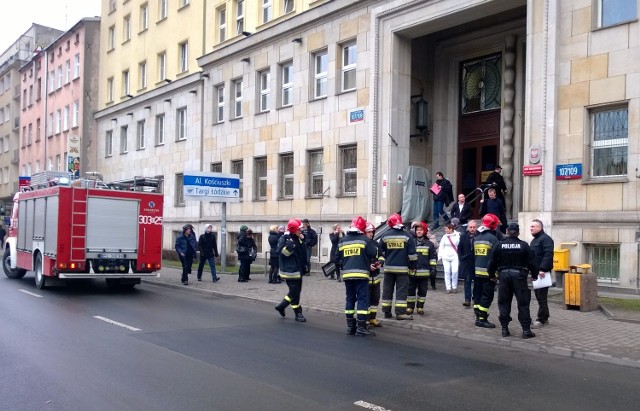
[3,248,27,279]
[34,254,47,290]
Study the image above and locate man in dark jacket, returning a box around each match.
[175,224,197,285]
[275,219,308,322]
[268,225,284,283]
[529,219,555,329]
[329,223,344,281]
[480,188,507,233]
[197,224,220,282]
[301,219,317,275]
[458,219,478,308]
[236,225,257,282]
[485,165,507,205]
[450,193,472,227]
[488,223,539,339]
[431,172,453,229]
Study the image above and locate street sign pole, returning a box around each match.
[221,202,227,272]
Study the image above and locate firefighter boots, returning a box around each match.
[396,314,414,321]
[416,308,425,315]
[369,318,382,327]
[384,312,393,319]
[275,300,288,317]
[294,307,306,322]
[356,320,375,336]
[347,318,357,335]
[406,308,414,314]
[501,326,511,337]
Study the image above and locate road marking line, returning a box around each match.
[93,316,141,331]
[18,289,43,298]
[354,400,391,411]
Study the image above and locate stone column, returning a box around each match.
[502,34,517,218]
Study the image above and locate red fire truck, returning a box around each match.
[2,172,164,289]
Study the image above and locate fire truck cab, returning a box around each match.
[2,172,164,289]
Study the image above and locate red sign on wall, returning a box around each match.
[523,165,543,176]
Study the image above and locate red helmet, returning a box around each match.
[387,213,403,228]
[287,218,304,233]
[415,221,428,235]
[351,216,367,232]
[365,222,376,233]
[482,214,499,230]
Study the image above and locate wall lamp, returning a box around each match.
[144,105,151,110]
[241,57,251,63]
[189,89,197,95]
[409,93,429,141]
[126,112,134,116]
[292,38,302,44]
[125,94,134,98]
[164,98,172,103]
[241,31,252,37]
[200,72,210,79]
[164,79,172,84]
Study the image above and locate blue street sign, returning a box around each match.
[183,172,240,202]
[555,163,582,180]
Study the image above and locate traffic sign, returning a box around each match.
[183,172,240,202]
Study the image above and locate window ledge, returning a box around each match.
[155,142,165,147]
[178,3,191,12]
[335,193,356,198]
[176,137,187,142]
[277,197,293,201]
[337,88,356,96]
[582,177,629,185]
[213,121,224,126]
[304,195,324,200]
[593,18,638,32]
[310,96,327,103]
[277,104,293,111]
[256,110,270,116]
[230,116,243,122]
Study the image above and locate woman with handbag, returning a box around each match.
[438,223,460,293]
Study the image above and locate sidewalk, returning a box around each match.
[144,268,640,369]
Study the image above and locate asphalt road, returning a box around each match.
[1,276,639,411]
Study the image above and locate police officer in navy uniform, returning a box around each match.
[488,223,539,339]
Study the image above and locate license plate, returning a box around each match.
[98,253,126,259]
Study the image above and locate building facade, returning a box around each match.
[19,18,101,181]
[89,0,640,290]
[0,24,63,216]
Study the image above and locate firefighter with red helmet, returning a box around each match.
[378,213,418,320]
[364,221,383,327]
[336,216,379,336]
[407,222,437,315]
[275,219,308,322]
[472,213,500,328]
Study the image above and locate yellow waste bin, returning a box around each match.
[564,264,598,312]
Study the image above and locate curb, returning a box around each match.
[143,279,640,369]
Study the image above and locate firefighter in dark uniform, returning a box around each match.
[488,223,539,339]
[407,222,436,315]
[274,219,308,322]
[473,214,500,328]
[378,213,418,320]
[336,216,379,336]
[364,222,383,327]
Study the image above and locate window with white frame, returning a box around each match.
[179,0,190,7]
[308,150,323,196]
[47,157,52,171]
[123,14,131,42]
[108,0,116,13]
[120,125,128,154]
[57,66,62,89]
[279,153,294,198]
[72,101,79,127]
[231,160,243,200]
[48,112,54,136]
[262,0,272,23]
[63,105,69,131]
[233,78,243,118]
[339,144,357,195]
[139,61,147,89]
[313,49,328,99]
[35,118,40,141]
[210,162,222,172]
[179,41,188,73]
[215,84,224,123]
[284,0,293,14]
[236,0,244,35]
[280,61,293,107]
[105,130,113,157]
[56,154,61,171]
[27,124,32,145]
[140,3,149,31]
[156,114,165,145]
[65,60,70,84]
[107,77,114,102]
[255,156,267,200]
[36,77,42,100]
[122,69,130,96]
[108,25,115,50]
[28,85,33,106]
[55,110,61,134]
[48,70,55,93]
[159,0,168,20]
[590,106,628,178]
[73,54,80,79]
[218,7,226,42]
[340,41,357,92]
[175,173,184,206]
[157,52,166,81]
[176,107,187,140]
[258,69,270,112]
[596,0,636,27]
[137,120,145,149]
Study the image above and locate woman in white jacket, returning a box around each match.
[438,223,460,293]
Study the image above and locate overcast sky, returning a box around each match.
[0,0,101,54]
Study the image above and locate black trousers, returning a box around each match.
[407,276,429,310]
[368,281,381,319]
[534,286,550,323]
[239,259,251,281]
[181,252,194,283]
[381,273,409,315]
[473,276,496,320]
[498,269,532,328]
[283,278,303,310]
